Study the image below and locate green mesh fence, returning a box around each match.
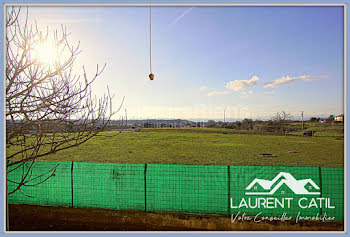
[72,162,145,211]
[146,164,228,214]
[320,167,344,220]
[230,166,322,218]
[7,161,344,221]
[7,161,72,206]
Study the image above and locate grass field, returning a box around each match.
[21,126,344,167]
[289,122,344,137]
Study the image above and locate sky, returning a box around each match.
[14,6,344,121]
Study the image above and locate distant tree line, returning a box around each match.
[206,111,340,134]
[206,118,300,134]
[309,115,343,123]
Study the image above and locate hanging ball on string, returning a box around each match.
[149,73,154,80]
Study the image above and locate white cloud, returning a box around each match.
[240,90,254,97]
[264,75,325,88]
[207,91,230,97]
[199,86,208,91]
[264,91,275,95]
[226,75,259,91]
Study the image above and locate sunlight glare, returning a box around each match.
[32,39,58,66]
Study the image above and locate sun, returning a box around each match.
[31,39,58,66]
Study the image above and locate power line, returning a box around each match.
[224,106,226,123]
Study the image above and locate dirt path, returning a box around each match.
[8,204,343,231]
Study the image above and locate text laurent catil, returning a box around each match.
[230,197,335,209]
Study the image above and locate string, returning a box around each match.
[149,6,152,74]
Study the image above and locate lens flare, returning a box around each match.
[31,39,58,66]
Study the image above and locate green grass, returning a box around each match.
[16,128,343,167]
[143,127,277,135]
[288,122,344,137]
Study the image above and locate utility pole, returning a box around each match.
[224,106,226,123]
[301,111,304,130]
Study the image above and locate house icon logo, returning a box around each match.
[245,172,320,195]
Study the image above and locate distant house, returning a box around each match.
[319,118,326,123]
[335,114,344,122]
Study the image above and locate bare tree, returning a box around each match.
[271,111,293,134]
[6,7,123,195]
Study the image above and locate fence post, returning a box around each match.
[319,167,322,216]
[227,165,231,216]
[71,162,74,208]
[144,163,147,212]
